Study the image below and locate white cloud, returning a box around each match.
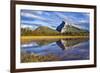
[45,12,51,16]
[21,24,34,29]
[83,13,90,17]
[55,12,75,23]
[27,10,44,15]
[71,23,85,29]
[55,12,89,24]
[21,20,43,27]
[78,20,88,23]
[35,11,44,15]
[21,20,35,24]
[21,12,47,21]
[21,20,51,27]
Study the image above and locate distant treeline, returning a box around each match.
[21,28,60,36]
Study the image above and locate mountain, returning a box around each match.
[32,26,60,36]
[62,25,88,32]
[21,25,89,36]
[61,25,89,36]
[21,26,60,36]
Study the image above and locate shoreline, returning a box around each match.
[21,36,89,40]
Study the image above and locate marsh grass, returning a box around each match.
[21,53,60,63]
[21,36,89,44]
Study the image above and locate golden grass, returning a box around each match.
[21,36,89,44]
[21,36,89,40]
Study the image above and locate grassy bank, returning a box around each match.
[21,36,89,40]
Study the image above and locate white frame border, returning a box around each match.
[15,4,94,69]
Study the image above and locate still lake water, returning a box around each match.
[21,38,89,62]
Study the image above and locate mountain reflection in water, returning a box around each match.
[21,38,89,63]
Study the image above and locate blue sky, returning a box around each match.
[21,9,90,30]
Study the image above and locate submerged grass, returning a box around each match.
[21,53,60,63]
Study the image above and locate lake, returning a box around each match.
[21,38,89,63]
